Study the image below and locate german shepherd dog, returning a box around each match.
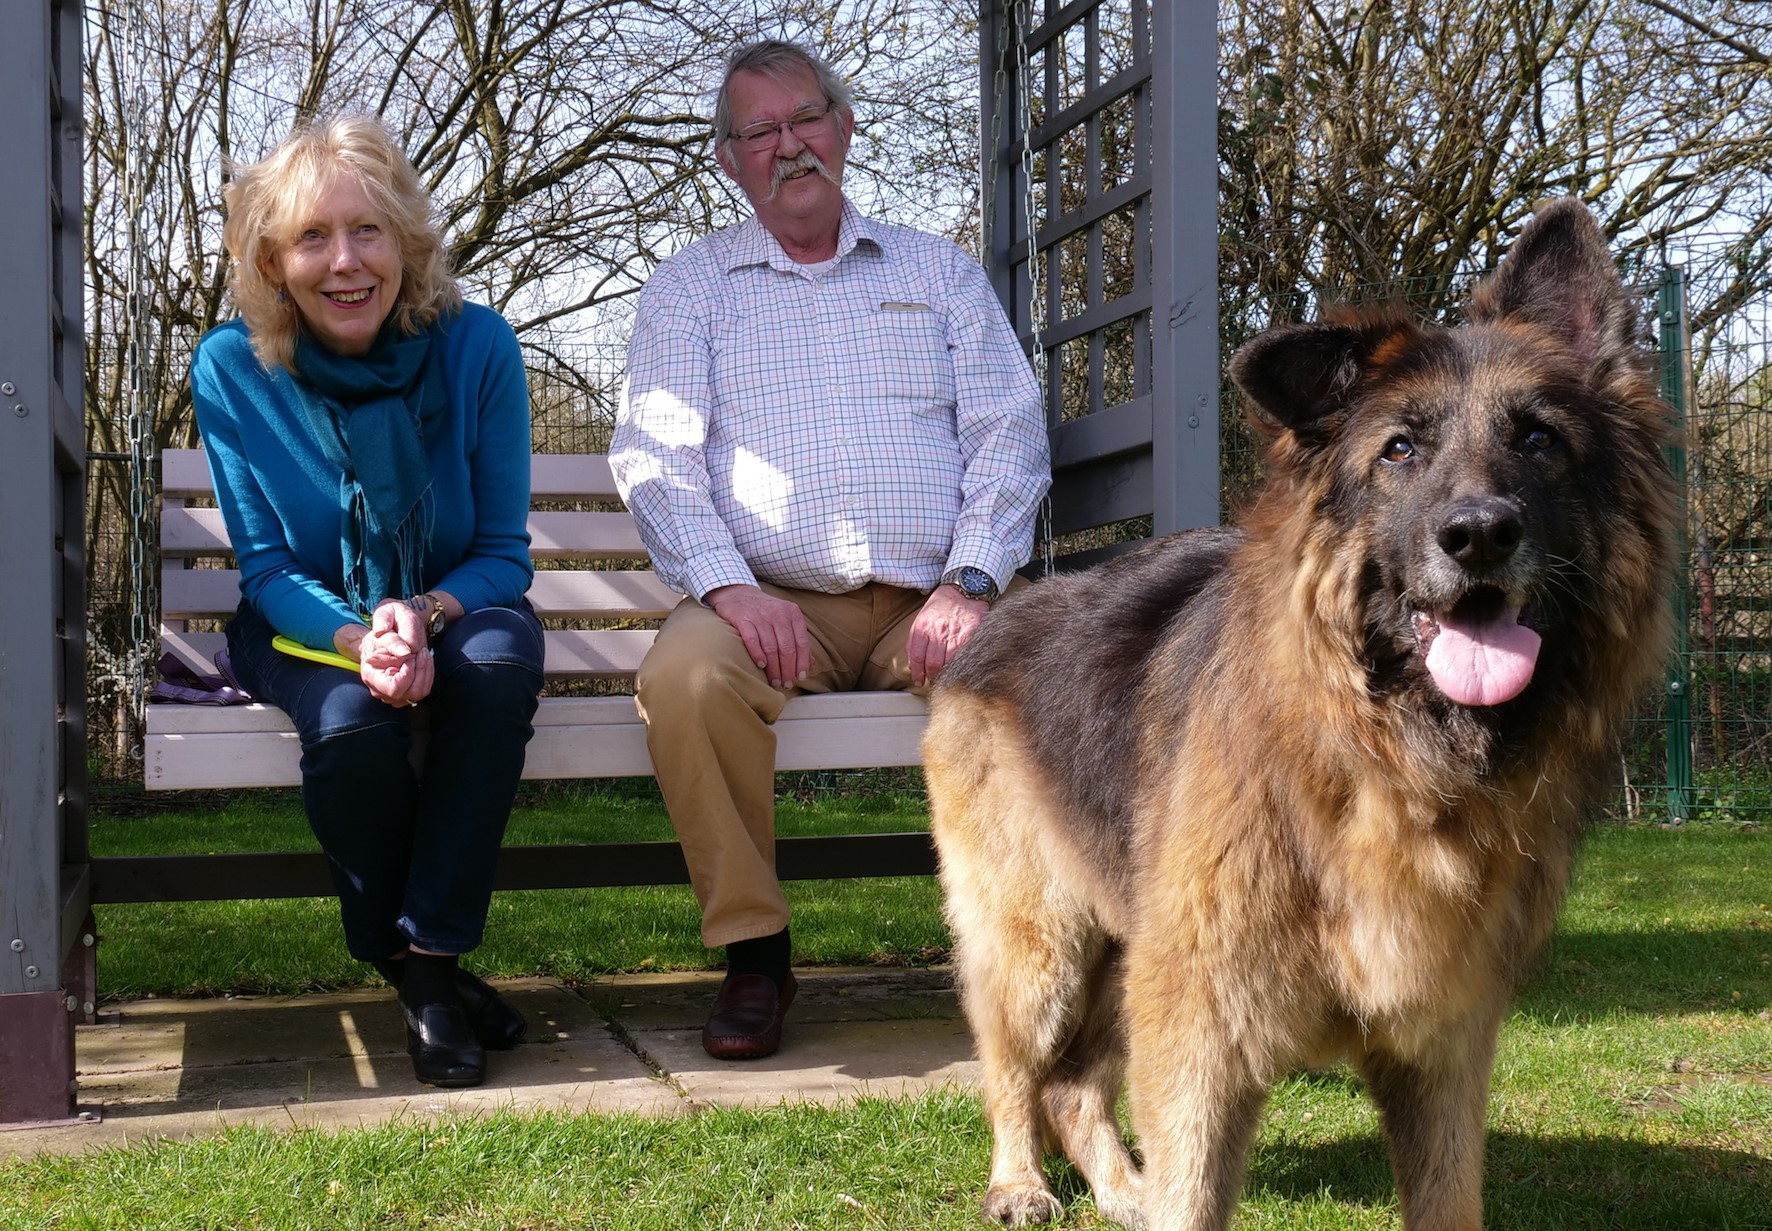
[924,199,1678,1231]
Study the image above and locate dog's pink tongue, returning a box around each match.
[1424,608,1542,706]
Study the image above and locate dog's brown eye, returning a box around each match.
[1524,426,1556,451]
[1382,437,1415,463]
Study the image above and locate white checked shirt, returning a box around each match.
[613,199,1050,601]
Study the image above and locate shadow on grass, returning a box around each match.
[1513,926,1772,1021]
[1028,1064,1769,1230]
[1234,1130,1772,1230]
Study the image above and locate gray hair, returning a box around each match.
[713,39,854,150]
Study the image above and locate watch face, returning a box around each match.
[959,567,997,599]
[942,566,998,601]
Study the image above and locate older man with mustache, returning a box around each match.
[611,39,1050,1060]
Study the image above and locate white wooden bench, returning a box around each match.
[101,448,933,903]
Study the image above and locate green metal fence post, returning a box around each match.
[1657,265,1693,822]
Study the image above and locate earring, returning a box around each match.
[276,288,287,304]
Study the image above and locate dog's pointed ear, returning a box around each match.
[1470,198,1636,374]
[1229,316,1411,440]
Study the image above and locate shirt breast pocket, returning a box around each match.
[864,310,956,412]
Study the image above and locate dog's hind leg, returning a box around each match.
[1040,948,1144,1229]
[944,853,1098,1226]
[1358,1024,1499,1231]
[929,708,1099,1225]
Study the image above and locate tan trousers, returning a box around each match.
[634,581,937,948]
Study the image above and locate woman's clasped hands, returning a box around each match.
[337,598,436,706]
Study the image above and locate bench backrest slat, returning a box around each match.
[161,567,681,623]
[162,449,622,503]
[162,506,647,561]
[160,627,657,681]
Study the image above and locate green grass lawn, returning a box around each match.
[3,797,1767,1230]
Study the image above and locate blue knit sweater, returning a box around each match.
[189,302,534,649]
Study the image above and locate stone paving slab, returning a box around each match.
[0,968,978,1158]
[591,968,978,1108]
[634,1017,978,1108]
[580,966,963,1030]
[2,978,674,1157]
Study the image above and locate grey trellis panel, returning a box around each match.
[981,0,1218,569]
[0,0,87,1126]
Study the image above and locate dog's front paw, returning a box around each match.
[983,1183,1064,1226]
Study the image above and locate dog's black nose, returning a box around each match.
[1436,497,1524,567]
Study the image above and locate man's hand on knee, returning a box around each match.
[908,585,989,687]
[706,584,812,688]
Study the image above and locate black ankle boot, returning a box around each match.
[374,957,525,1051]
[398,953,485,1088]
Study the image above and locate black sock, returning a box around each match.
[725,927,791,990]
[399,951,460,1010]
[371,956,405,988]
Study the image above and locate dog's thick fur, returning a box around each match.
[924,199,1678,1231]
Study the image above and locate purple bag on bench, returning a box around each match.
[151,650,254,705]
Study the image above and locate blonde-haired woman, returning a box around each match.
[190,114,543,1088]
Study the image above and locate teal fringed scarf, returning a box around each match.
[293,321,446,618]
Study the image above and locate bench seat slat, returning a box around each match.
[145,689,928,734]
[144,692,927,788]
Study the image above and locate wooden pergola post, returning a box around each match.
[0,0,90,1128]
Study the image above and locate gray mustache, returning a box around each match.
[765,150,840,201]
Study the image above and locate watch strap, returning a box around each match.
[940,566,1000,604]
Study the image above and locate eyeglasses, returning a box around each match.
[729,104,834,152]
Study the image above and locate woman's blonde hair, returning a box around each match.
[222,114,461,372]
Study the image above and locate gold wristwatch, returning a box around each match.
[413,592,447,638]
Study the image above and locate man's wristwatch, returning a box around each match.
[411,592,447,638]
[940,566,1000,604]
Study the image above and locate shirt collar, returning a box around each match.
[726,197,886,273]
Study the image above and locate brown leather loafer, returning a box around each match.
[702,971,798,1060]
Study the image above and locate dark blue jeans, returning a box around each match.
[226,601,545,961]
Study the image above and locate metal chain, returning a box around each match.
[1014,0,1044,379]
[122,0,160,759]
[1010,0,1056,575]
